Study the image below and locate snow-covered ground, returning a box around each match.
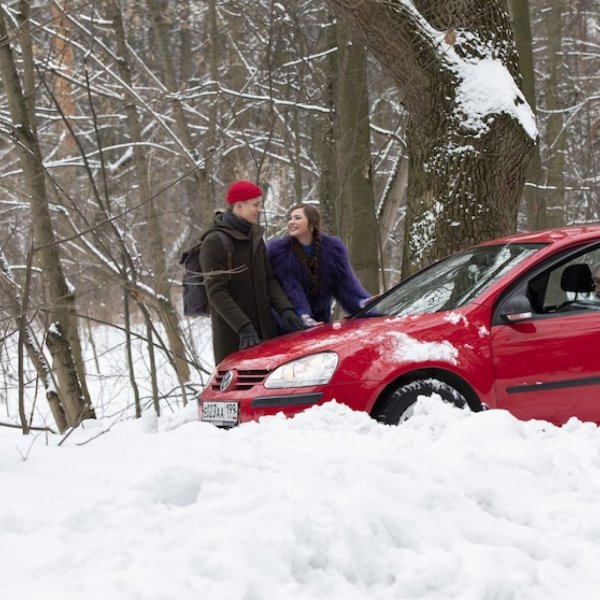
[3,393,600,600]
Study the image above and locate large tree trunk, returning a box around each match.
[512,0,544,230]
[327,0,537,275]
[334,22,380,293]
[543,0,566,227]
[0,7,94,429]
[317,12,340,234]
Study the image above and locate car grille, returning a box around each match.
[212,369,270,391]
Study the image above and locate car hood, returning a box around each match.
[217,310,477,371]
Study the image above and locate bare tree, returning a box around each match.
[0,248,67,433]
[529,0,600,225]
[107,1,190,386]
[0,5,94,429]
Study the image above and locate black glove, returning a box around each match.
[238,324,261,350]
[281,308,306,332]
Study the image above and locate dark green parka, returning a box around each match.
[199,212,293,364]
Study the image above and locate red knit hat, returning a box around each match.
[226,180,263,203]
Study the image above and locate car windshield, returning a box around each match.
[360,243,545,317]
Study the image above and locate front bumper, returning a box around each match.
[198,367,376,426]
[251,392,323,409]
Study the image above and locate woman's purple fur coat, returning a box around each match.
[267,233,370,324]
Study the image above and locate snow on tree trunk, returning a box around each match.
[327,0,537,274]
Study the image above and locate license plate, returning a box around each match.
[201,401,239,427]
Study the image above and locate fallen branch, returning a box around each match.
[0,421,56,433]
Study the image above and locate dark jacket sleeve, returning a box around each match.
[200,232,250,333]
[267,239,313,316]
[327,235,371,315]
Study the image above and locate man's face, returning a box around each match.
[234,197,263,224]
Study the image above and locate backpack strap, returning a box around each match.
[215,231,234,279]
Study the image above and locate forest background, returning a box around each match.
[0,0,598,433]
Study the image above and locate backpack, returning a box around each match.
[179,231,234,317]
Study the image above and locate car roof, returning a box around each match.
[475,225,600,248]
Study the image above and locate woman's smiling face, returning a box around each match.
[288,208,310,238]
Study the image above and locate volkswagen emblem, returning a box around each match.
[220,370,235,392]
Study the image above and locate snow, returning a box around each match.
[4,392,600,599]
[444,311,469,327]
[383,331,458,364]
[454,58,538,141]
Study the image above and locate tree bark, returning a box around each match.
[512,0,544,229]
[327,0,537,274]
[317,13,340,234]
[123,290,142,419]
[334,23,380,293]
[543,0,566,227]
[204,0,220,208]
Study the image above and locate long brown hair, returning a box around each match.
[289,204,322,296]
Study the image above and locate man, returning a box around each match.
[199,180,305,364]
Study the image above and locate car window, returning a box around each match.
[526,246,600,314]
[360,243,544,317]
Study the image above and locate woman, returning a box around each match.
[267,204,372,327]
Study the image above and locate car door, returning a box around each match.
[490,247,600,425]
[491,312,600,425]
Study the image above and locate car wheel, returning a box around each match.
[374,378,468,425]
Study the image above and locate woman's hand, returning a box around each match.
[301,314,322,327]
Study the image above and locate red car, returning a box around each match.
[199,226,600,428]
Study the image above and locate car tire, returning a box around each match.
[374,378,468,425]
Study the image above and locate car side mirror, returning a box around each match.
[502,295,533,323]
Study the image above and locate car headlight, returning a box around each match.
[264,352,339,389]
